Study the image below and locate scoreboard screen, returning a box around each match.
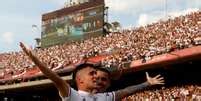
[41,0,104,47]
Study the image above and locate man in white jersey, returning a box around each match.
[20,42,165,101]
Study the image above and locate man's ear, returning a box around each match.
[76,76,84,84]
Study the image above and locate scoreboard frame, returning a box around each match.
[41,0,105,47]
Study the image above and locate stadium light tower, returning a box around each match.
[104,6,109,23]
[165,0,168,19]
[32,24,41,48]
[32,25,40,34]
[64,0,71,8]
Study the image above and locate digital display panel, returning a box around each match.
[41,1,104,47]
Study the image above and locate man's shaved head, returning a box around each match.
[73,63,110,80]
[73,63,111,93]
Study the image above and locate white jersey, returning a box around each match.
[61,88,115,101]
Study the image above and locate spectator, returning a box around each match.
[20,42,165,101]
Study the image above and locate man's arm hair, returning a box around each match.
[114,82,150,101]
[114,72,164,101]
[20,42,69,97]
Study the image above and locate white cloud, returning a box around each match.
[137,11,165,26]
[187,0,201,9]
[168,8,199,18]
[138,14,148,26]
[1,32,15,44]
[106,0,200,14]
[137,8,199,26]
[105,0,165,14]
[48,0,66,6]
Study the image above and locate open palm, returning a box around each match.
[146,72,165,85]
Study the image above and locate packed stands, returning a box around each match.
[0,11,200,84]
[123,85,201,101]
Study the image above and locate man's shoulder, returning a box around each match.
[61,88,115,101]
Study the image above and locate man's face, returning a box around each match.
[95,69,111,92]
[76,67,111,93]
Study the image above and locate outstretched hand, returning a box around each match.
[20,42,34,58]
[20,42,70,97]
[146,72,165,85]
[20,42,40,63]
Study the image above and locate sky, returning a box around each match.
[0,0,200,53]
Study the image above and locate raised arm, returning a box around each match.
[19,42,69,97]
[114,72,164,101]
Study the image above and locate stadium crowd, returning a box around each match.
[123,85,201,101]
[0,11,200,81]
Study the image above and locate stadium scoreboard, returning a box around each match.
[41,0,105,47]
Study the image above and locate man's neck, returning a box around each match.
[91,89,99,94]
[78,88,100,94]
